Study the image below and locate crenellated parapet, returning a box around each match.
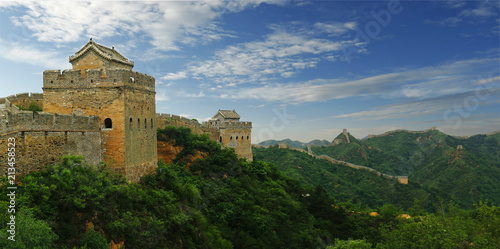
[1,40,159,182]
[203,120,252,129]
[0,92,44,111]
[43,68,155,92]
[220,121,252,129]
[157,113,207,128]
[158,112,253,161]
[0,110,99,134]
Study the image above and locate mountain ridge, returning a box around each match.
[256,128,500,146]
[254,128,500,209]
[257,138,330,148]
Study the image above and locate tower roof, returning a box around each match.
[69,39,134,68]
[215,110,240,119]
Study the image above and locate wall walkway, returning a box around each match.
[253,144,409,184]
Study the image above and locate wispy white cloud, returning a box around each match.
[426,1,499,26]
[0,38,68,68]
[168,23,357,85]
[162,71,188,80]
[444,0,467,9]
[215,58,499,104]
[474,75,500,85]
[334,98,455,121]
[2,1,282,51]
[334,87,500,121]
[180,91,205,98]
[313,21,357,36]
[156,91,170,102]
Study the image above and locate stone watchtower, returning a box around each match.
[42,39,157,182]
[204,110,253,161]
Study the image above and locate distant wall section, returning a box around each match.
[156,114,215,136]
[157,114,253,161]
[254,145,408,184]
[0,93,43,110]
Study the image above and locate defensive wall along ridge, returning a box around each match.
[253,144,409,184]
[156,113,252,130]
[0,92,44,111]
[0,109,101,176]
[0,40,254,181]
[365,127,438,140]
[156,113,213,134]
[156,113,253,161]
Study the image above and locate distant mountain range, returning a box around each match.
[253,129,500,209]
[257,138,331,148]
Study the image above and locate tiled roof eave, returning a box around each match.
[217,110,240,119]
[69,43,134,66]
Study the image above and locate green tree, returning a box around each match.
[79,226,108,249]
[328,238,372,249]
[16,101,42,112]
[0,209,58,249]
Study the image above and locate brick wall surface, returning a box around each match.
[42,67,157,181]
[0,130,101,176]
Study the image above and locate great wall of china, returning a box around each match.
[1,40,254,182]
[365,127,438,139]
[253,143,409,184]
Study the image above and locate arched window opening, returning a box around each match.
[130,117,133,128]
[230,136,233,140]
[138,118,140,130]
[247,136,249,140]
[219,136,222,143]
[151,118,153,128]
[236,136,238,141]
[104,118,112,129]
[144,118,147,128]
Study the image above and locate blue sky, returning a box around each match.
[0,0,499,143]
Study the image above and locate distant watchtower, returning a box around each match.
[204,110,253,161]
[42,39,157,182]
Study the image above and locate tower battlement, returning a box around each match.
[0,110,99,133]
[204,120,252,129]
[43,69,155,92]
[0,39,159,182]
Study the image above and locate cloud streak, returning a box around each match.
[426,1,499,26]
[3,1,282,51]
[215,58,499,104]
[168,22,358,85]
[0,38,68,68]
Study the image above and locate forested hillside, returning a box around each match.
[260,129,500,209]
[1,126,499,248]
[310,133,403,175]
[252,146,443,211]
